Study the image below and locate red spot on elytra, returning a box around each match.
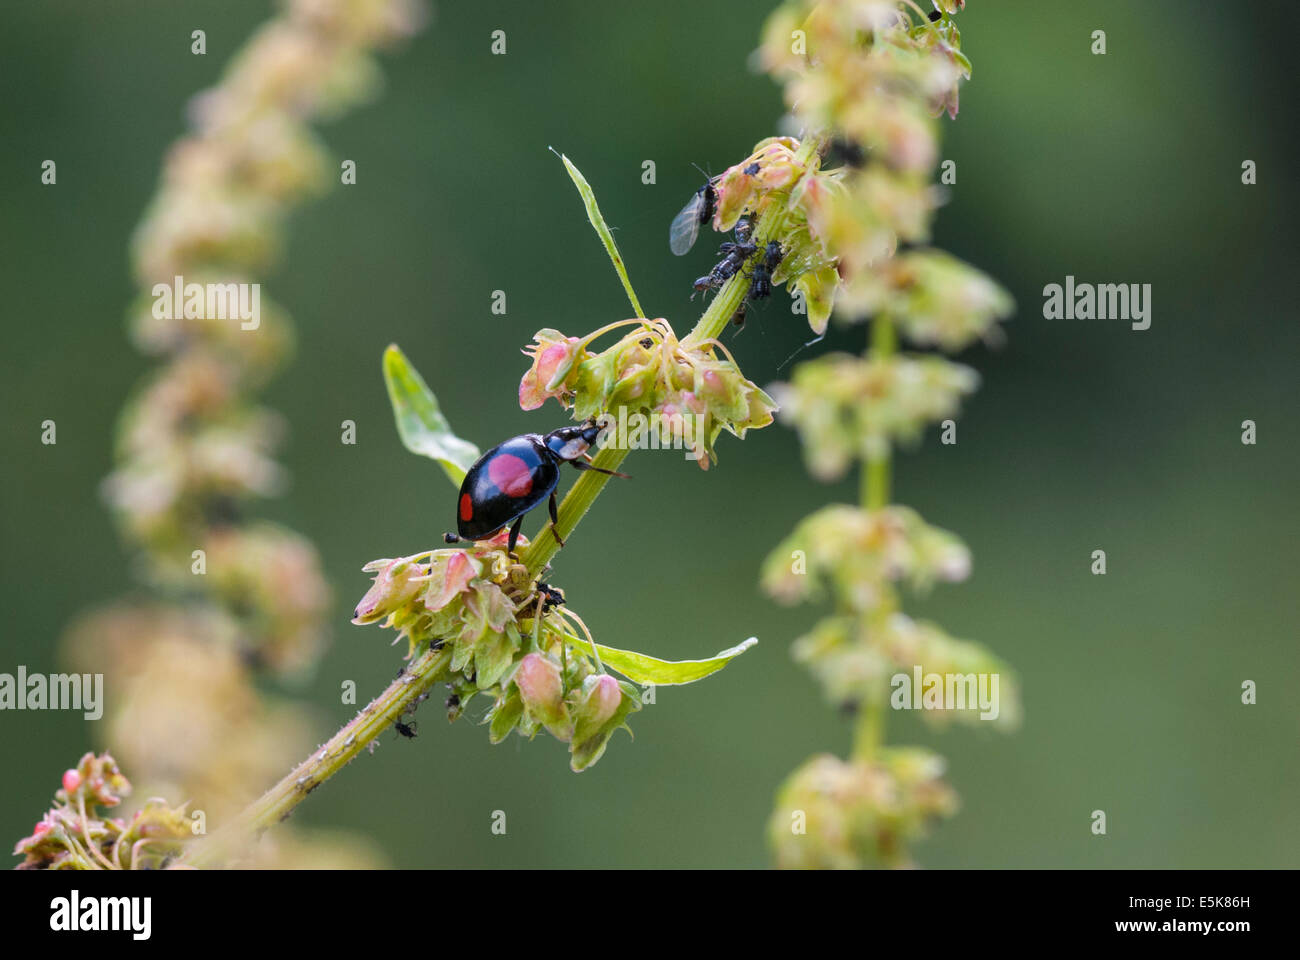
[488,453,534,498]
[459,492,473,522]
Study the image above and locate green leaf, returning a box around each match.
[558,633,758,686]
[383,344,480,486]
[550,147,645,319]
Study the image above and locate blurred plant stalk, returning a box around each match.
[41,0,427,869]
[753,0,1021,869]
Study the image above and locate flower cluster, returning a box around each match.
[354,533,642,771]
[519,319,777,469]
[13,753,193,870]
[769,351,977,479]
[752,1,1016,869]
[762,503,1018,728]
[789,612,1018,729]
[762,504,971,610]
[839,249,1013,350]
[768,749,959,869]
[710,136,808,232]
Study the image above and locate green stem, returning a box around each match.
[520,444,630,579]
[183,645,452,868]
[863,313,896,512]
[863,451,890,511]
[852,313,897,765]
[852,697,885,764]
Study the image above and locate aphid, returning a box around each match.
[743,162,760,176]
[444,420,630,557]
[535,581,566,612]
[692,273,719,298]
[747,241,784,301]
[691,218,760,300]
[394,718,418,739]
[692,242,755,300]
[730,301,748,329]
[717,244,755,280]
[822,137,866,170]
[669,175,718,256]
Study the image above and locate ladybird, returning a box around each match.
[444,420,629,556]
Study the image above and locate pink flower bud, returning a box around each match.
[581,674,622,730]
[516,653,571,740]
[519,331,584,410]
[352,557,428,624]
[62,769,81,794]
[423,550,480,613]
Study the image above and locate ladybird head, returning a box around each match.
[544,418,604,461]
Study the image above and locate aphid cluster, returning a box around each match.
[671,166,785,329]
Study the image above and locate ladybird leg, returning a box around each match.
[443,532,463,544]
[572,460,631,479]
[507,515,524,558]
[548,491,566,547]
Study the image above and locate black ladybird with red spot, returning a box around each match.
[445,420,629,557]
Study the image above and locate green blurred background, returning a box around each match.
[2,0,1296,868]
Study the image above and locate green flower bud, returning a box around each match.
[694,361,749,424]
[486,686,524,743]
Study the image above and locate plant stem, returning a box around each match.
[520,444,631,579]
[183,645,452,867]
[852,313,897,764]
[852,696,885,764]
[863,450,890,511]
[863,313,896,512]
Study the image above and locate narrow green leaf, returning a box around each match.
[382,344,480,487]
[550,147,645,318]
[557,633,758,686]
